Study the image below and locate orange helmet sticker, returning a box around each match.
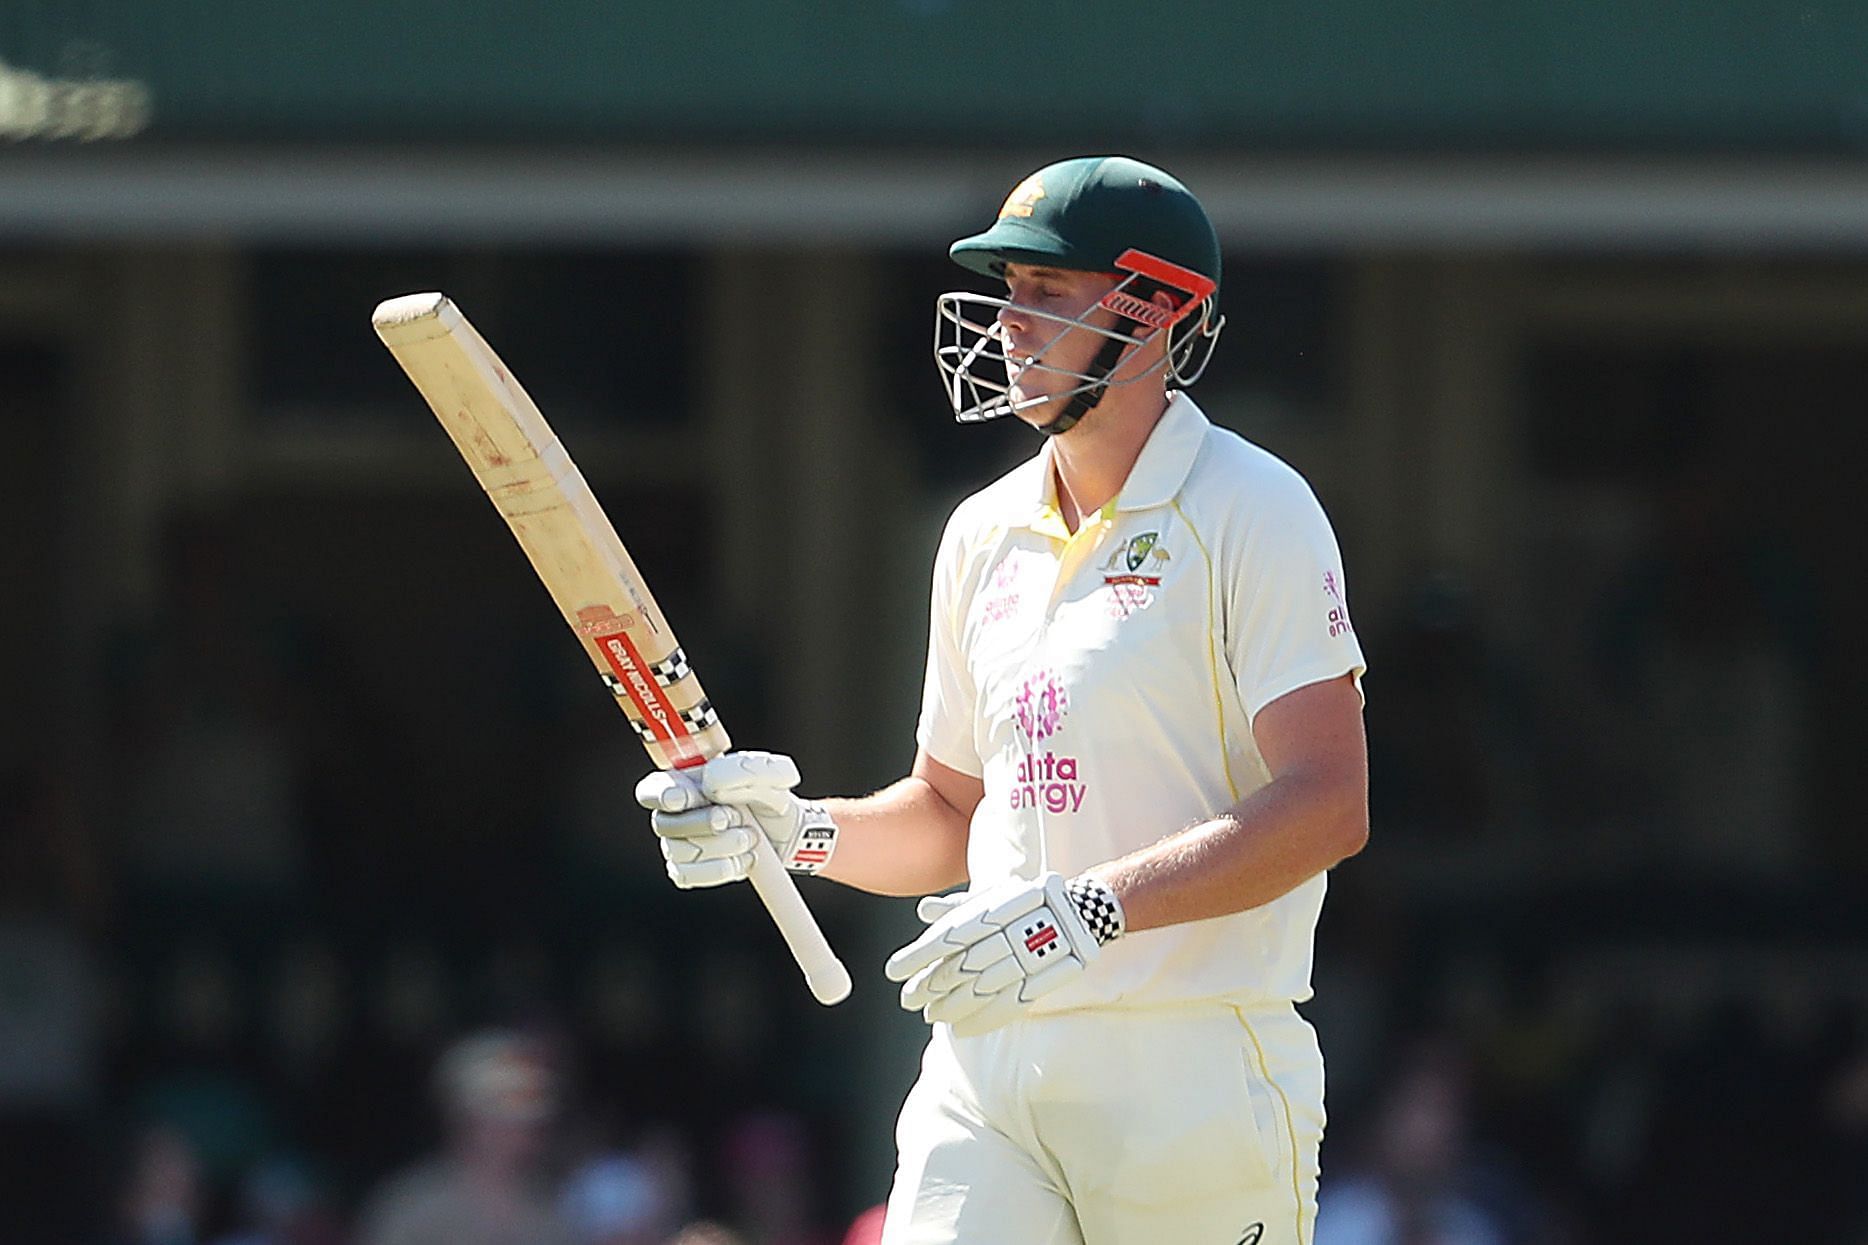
[1113,249,1218,299]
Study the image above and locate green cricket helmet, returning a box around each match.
[935,155,1225,434]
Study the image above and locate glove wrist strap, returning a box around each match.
[1066,874,1126,945]
[784,801,838,874]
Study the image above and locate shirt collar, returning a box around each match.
[1018,391,1209,532]
[1113,391,1208,512]
[1023,392,1210,527]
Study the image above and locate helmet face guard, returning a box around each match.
[935,248,1225,426]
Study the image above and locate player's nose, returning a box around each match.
[995,301,1037,349]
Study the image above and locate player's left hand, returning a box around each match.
[883,871,1125,1037]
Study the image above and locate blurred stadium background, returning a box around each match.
[4,3,1868,1243]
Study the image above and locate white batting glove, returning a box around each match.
[634,751,838,890]
[883,872,1126,1037]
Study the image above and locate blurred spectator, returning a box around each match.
[103,1123,206,1245]
[666,1224,746,1245]
[129,938,276,1189]
[556,1120,696,1245]
[558,1153,667,1245]
[209,1154,345,1245]
[1315,1040,1516,1245]
[716,1110,835,1245]
[354,1030,576,1245]
[838,1205,886,1245]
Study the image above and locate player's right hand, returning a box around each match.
[634,751,838,889]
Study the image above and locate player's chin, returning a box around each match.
[1008,386,1066,429]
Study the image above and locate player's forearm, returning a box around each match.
[1094,768,1368,934]
[819,776,972,897]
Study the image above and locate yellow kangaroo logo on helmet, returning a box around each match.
[999,174,1046,219]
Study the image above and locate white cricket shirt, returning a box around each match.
[916,393,1366,1011]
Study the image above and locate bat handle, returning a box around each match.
[745,833,853,1005]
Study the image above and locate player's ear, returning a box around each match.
[1140,289,1185,348]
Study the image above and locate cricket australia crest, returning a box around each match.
[1100,530,1172,616]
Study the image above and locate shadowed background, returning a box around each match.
[3,4,1866,1243]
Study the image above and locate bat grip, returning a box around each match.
[745,833,853,1005]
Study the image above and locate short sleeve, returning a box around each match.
[1226,479,1367,724]
[914,511,984,776]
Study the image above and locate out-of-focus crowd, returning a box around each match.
[88,1029,885,1245]
[65,976,1868,1245]
[2,461,1861,1245]
[1310,1006,1868,1245]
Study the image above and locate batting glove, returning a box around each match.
[634,751,838,889]
[883,871,1126,1037]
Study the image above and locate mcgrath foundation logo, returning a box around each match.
[981,549,1040,628]
[1012,668,1070,743]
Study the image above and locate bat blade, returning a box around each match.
[371,292,722,770]
[373,291,850,1005]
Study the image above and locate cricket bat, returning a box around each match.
[372,292,852,1006]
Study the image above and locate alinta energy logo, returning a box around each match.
[1324,569,1353,638]
[1009,668,1086,814]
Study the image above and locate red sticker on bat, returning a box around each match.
[595,629,691,748]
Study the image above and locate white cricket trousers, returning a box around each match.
[880,1001,1325,1245]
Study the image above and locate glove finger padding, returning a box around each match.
[885,880,1039,982]
[898,933,1011,1011]
[698,750,802,816]
[884,893,978,1009]
[942,957,1085,1037]
[651,804,748,841]
[916,908,1070,1023]
[657,826,759,865]
[884,909,976,982]
[635,768,706,813]
[897,961,950,1013]
[663,848,755,890]
[915,893,968,924]
[922,961,1035,1030]
[886,873,1107,1037]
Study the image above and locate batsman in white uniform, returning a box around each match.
[636,156,1369,1245]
